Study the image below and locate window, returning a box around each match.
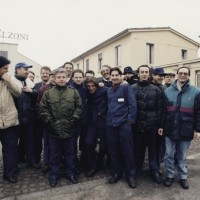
[77,64,79,69]
[181,49,188,60]
[115,45,121,66]
[98,53,102,70]
[86,59,89,71]
[146,43,154,64]
[0,51,8,58]
[196,71,200,87]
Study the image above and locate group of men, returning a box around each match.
[0,55,200,190]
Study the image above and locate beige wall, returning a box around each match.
[0,42,42,83]
[72,29,199,76]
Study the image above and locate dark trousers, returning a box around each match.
[0,126,18,177]
[43,128,50,166]
[156,134,165,169]
[34,119,43,163]
[49,135,76,178]
[18,122,36,165]
[85,118,107,170]
[106,123,136,178]
[134,129,158,174]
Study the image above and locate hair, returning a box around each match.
[29,70,35,76]
[71,69,84,78]
[0,56,10,68]
[136,64,150,74]
[54,68,67,76]
[85,70,95,76]
[177,66,190,76]
[110,67,122,75]
[63,62,74,69]
[40,66,51,73]
[84,77,99,87]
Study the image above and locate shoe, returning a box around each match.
[108,174,121,184]
[128,177,137,189]
[49,176,57,187]
[163,177,174,187]
[179,179,189,189]
[27,163,41,169]
[67,175,78,184]
[151,173,161,184]
[86,168,97,177]
[41,165,49,173]
[3,175,17,183]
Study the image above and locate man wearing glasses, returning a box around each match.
[163,66,200,189]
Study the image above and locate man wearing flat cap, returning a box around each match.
[123,66,138,85]
[13,62,39,169]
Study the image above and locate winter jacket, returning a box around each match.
[164,80,200,140]
[0,76,21,129]
[107,84,137,127]
[132,81,164,133]
[39,85,82,138]
[87,86,108,123]
[14,77,37,124]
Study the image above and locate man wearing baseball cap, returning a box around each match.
[14,62,40,169]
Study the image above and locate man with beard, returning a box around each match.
[123,66,138,85]
[98,65,112,87]
[163,66,200,189]
[14,62,39,169]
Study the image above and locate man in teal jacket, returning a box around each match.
[40,68,82,187]
[163,66,200,189]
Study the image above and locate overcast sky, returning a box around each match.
[0,0,200,69]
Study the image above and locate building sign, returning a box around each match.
[0,29,28,40]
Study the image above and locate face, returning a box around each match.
[87,82,97,93]
[152,74,164,84]
[64,64,73,76]
[138,67,149,81]
[72,72,84,85]
[41,69,50,83]
[0,65,9,76]
[49,75,56,85]
[110,70,122,85]
[55,72,67,86]
[16,67,29,78]
[177,68,189,85]
[28,72,35,82]
[101,66,110,80]
[164,75,175,84]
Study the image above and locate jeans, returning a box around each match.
[164,136,191,179]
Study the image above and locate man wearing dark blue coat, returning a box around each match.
[163,66,200,189]
[106,67,137,189]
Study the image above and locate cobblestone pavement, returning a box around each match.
[0,139,199,199]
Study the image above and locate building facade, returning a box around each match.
[0,42,42,83]
[71,27,200,76]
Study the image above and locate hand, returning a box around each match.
[98,82,104,87]
[194,132,200,140]
[127,121,133,126]
[22,86,33,93]
[158,128,164,136]
[1,73,11,81]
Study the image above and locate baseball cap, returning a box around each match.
[15,62,32,69]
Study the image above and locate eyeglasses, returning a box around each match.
[178,72,188,76]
